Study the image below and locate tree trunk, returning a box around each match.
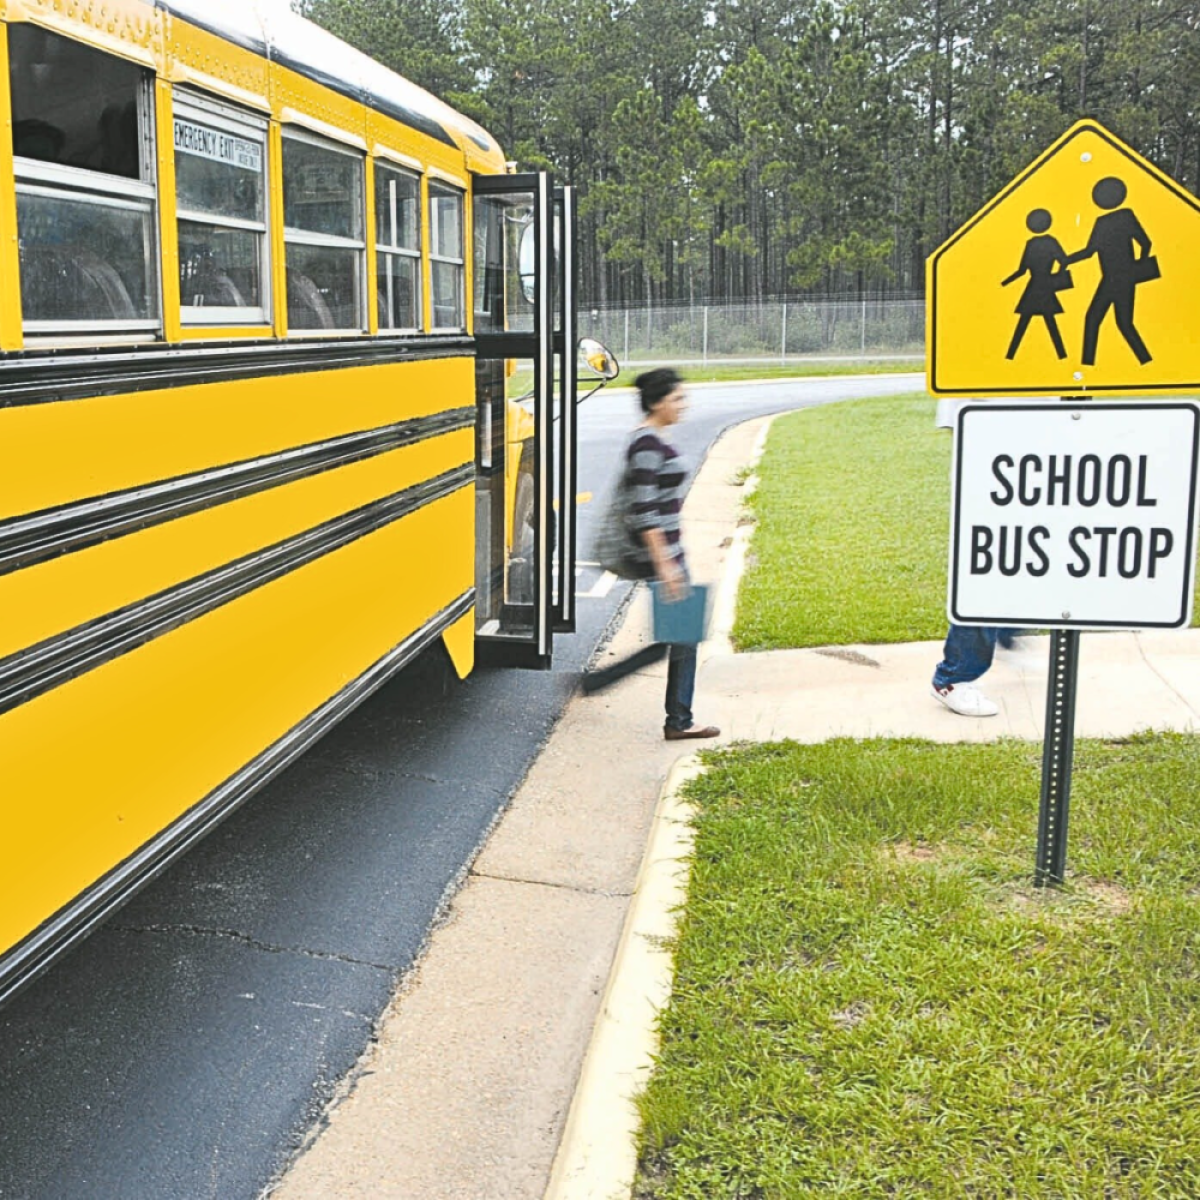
[1080,3,1089,112]
[940,2,954,244]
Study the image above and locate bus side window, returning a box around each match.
[428,182,465,330]
[374,163,421,332]
[281,130,366,334]
[174,92,271,328]
[8,24,160,337]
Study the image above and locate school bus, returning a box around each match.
[0,0,615,1005]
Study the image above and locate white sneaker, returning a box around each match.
[931,682,999,717]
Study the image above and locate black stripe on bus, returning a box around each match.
[0,334,474,408]
[0,407,474,579]
[154,2,269,55]
[270,49,460,150]
[0,464,474,718]
[154,3,461,149]
[0,586,474,1009]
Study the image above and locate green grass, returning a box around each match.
[523,357,923,401]
[733,394,949,650]
[635,733,1200,1199]
[612,359,923,388]
[732,392,1200,648]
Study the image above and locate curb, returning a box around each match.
[542,755,704,1200]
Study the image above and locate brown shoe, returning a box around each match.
[663,724,721,741]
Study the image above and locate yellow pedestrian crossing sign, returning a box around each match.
[928,120,1200,396]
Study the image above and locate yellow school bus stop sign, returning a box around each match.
[928,120,1200,396]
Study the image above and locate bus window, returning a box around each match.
[8,25,159,336]
[374,163,421,331]
[473,194,535,336]
[174,93,270,326]
[428,181,464,329]
[281,130,365,332]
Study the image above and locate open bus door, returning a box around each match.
[472,173,578,668]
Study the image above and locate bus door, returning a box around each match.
[472,173,577,668]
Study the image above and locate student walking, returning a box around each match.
[583,368,719,741]
[930,402,1019,717]
[931,625,1019,717]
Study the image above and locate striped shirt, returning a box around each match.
[624,427,688,580]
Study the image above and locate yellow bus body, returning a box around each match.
[0,2,531,999]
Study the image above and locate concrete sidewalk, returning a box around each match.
[270,416,1200,1200]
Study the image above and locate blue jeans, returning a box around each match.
[932,625,1017,688]
[665,642,697,731]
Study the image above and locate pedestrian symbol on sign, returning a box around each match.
[1001,180,1161,368]
[1066,176,1158,367]
[1001,208,1071,361]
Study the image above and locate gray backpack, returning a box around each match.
[591,445,641,579]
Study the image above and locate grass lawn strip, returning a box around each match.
[511,360,920,402]
[733,394,950,650]
[614,360,923,387]
[634,733,1200,1198]
[733,393,1200,650]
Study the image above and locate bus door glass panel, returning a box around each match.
[551,187,577,632]
[472,352,538,639]
[472,356,510,632]
[473,175,555,665]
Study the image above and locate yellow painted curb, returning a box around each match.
[542,755,705,1200]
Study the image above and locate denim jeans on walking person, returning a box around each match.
[664,642,697,731]
[932,625,1018,689]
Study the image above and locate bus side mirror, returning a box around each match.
[578,336,619,383]
[518,223,535,304]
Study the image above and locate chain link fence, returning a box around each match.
[580,297,925,366]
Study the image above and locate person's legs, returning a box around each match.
[664,642,697,732]
[581,643,668,694]
[931,625,1000,716]
[932,625,999,688]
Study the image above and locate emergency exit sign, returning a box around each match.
[950,402,1200,629]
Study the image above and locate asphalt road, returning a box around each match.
[0,373,921,1200]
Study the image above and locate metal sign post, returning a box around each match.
[1036,398,1085,888]
[1035,629,1081,886]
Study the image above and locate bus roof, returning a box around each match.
[155,1,500,164]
